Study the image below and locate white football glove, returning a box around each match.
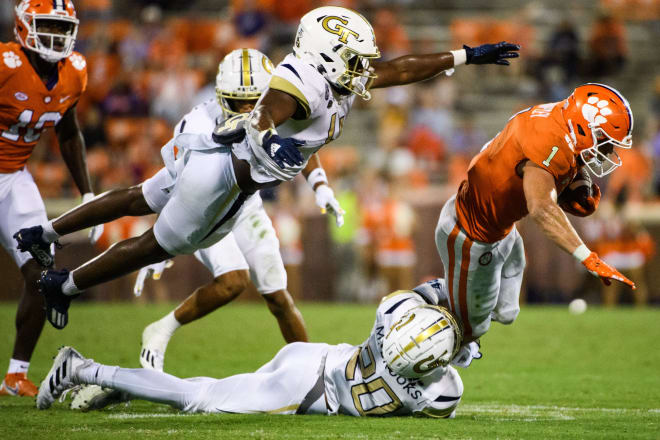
[450,341,483,369]
[314,184,345,227]
[134,260,174,297]
[82,193,104,244]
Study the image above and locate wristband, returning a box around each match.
[450,49,467,67]
[82,192,95,204]
[572,244,591,262]
[258,127,277,145]
[307,167,328,190]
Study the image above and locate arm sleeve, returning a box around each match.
[269,57,325,120]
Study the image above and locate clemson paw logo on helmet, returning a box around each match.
[3,51,22,69]
[581,96,613,127]
[69,53,86,71]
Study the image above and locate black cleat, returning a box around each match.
[37,269,78,330]
[14,226,55,267]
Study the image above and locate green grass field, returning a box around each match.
[0,302,658,439]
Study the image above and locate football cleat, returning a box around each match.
[0,372,38,397]
[38,269,78,330]
[139,322,171,371]
[37,346,92,410]
[70,384,128,412]
[14,226,55,267]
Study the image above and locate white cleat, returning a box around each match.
[37,346,92,410]
[140,322,171,371]
[70,384,128,412]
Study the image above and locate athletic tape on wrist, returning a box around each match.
[258,127,277,145]
[572,244,591,262]
[307,168,328,190]
[450,49,467,67]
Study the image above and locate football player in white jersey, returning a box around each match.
[17,6,520,329]
[136,49,324,371]
[37,278,471,418]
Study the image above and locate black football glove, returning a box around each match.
[464,41,521,65]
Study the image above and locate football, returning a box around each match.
[558,168,593,207]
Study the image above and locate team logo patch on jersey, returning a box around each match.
[3,51,22,69]
[14,92,28,101]
[478,251,493,266]
[69,53,86,71]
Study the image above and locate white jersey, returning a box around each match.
[234,53,360,182]
[324,282,463,418]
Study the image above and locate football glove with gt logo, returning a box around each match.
[261,129,305,169]
[464,41,521,65]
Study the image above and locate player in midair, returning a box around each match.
[0,0,100,396]
[16,6,520,330]
[435,83,636,349]
[135,48,343,371]
[37,278,466,418]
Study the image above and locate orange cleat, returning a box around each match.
[0,372,38,397]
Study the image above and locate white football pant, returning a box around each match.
[435,195,525,340]
[83,342,330,414]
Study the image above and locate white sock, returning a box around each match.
[62,272,82,296]
[157,311,181,336]
[7,359,29,375]
[41,221,60,243]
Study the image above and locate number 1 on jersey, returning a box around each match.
[542,146,559,167]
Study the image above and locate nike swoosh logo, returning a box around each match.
[59,95,71,103]
[4,382,19,395]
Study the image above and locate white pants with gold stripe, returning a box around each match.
[434,196,525,340]
[92,342,330,414]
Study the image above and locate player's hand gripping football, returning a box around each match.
[464,41,520,65]
[82,193,104,244]
[558,169,601,217]
[261,130,305,169]
[314,184,345,227]
[582,252,636,289]
[134,260,174,297]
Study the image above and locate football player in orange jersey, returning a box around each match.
[0,0,99,397]
[436,83,635,356]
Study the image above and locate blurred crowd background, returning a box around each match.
[1,0,660,306]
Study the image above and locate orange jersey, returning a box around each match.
[456,102,578,243]
[0,42,87,173]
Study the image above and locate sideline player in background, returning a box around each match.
[436,83,636,344]
[135,48,345,371]
[17,6,520,329]
[37,278,467,418]
[0,0,100,396]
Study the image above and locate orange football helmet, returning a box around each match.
[563,83,633,177]
[14,0,79,63]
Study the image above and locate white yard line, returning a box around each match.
[459,403,660,421]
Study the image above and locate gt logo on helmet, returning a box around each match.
[321,16,360,44]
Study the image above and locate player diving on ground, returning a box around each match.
[37,278,471,418]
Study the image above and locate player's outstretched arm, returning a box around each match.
[370,42,520,89]
[56,105,103,243]
[248,89,305,169]
[302,154,345,227]
[522,161,635,289]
